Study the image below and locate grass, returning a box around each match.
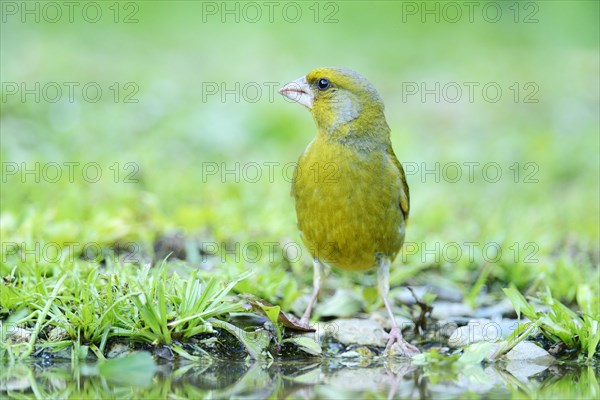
[0,260,248,361]
[503,285,600,361]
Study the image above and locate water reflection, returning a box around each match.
[1,358,598,399]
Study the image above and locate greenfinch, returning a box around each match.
[279,67,419,356]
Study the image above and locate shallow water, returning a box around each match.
[2,357,598,399]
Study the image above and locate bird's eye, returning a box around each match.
[317,78,330,91]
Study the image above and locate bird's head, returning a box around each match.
[279,67,388,138]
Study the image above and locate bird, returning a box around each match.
[278,67,419,356]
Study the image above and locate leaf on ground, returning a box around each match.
[282,336,322,356]
[241,294,315,332]
[210,318,271,359]
[258,303,281,326]
[457,341,495,366]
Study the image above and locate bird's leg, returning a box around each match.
[377,258,420,356]
[300,258,323,327]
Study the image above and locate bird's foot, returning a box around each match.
[385,326,420,357]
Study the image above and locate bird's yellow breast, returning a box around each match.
[292,137,406,271]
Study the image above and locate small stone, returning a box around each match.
[154,345,174,361]
[435,320,460,338]
[353,346,376,359]
[340,350,360,358]
[504,344,554,383]
[48,327,68,342]
[327,318,386,347]
[6,327,31,344]
[52,347,74,360]
[505,341,554,362]
[448,319,503,347]
[106,342,132,359]
[548,341,567,356]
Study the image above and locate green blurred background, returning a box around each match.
[1,1,598,308]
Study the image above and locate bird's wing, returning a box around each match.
[388,144,410,220]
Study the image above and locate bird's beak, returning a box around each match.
[279,76,314,109]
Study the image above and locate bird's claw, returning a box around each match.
[385,327,420,357]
